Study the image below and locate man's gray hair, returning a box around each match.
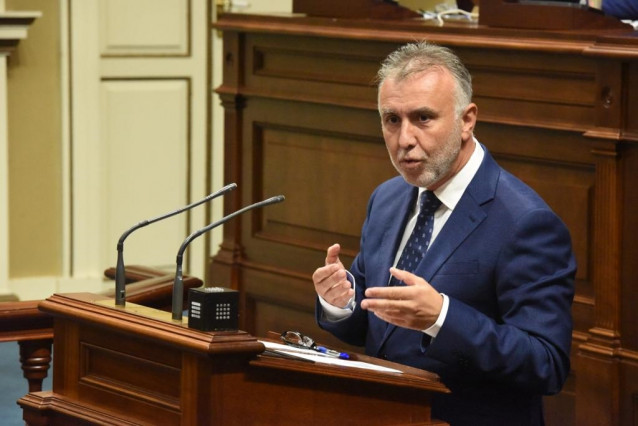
[376,41,473,116]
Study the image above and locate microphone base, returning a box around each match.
[187,286,239,332]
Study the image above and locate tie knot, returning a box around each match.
[419,191,441,216]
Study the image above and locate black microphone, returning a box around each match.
[171,195,285,321]
[114,183,238,306]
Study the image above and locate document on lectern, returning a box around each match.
[260,340,403,374]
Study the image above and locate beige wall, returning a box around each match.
[234,0,291,13]
[7,0,63,278]
[2,0,294,299]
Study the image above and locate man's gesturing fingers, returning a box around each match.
[313,265,353,307]
[325,243,343,266]
[362,267,427,301]
[360,268,442,330]
[387,267,424,287]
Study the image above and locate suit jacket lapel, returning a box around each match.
[422,147,500,280]
[419,193,487,281]
[376,186,419,289]
[373,185,417,350]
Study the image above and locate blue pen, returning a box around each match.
[316,346,350,360]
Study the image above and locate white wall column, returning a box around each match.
[0,11,40,298]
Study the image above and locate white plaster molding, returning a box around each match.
[0,11,41,49]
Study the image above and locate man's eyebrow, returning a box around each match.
[380,107,437,117]
[411,107,437,116]
[380,107,395,116]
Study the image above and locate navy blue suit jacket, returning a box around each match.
[317,147,575,425]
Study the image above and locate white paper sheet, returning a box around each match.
[259,340,403,374]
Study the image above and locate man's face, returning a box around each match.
[379,68,475,189]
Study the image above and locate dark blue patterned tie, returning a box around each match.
[389,190,441,286]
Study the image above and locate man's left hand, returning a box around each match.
[360,267,443,331]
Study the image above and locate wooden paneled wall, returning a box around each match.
[211,13,638,426]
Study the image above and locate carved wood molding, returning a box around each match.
[0,11,41,55]
[19,392,141,426]
[39,293,263,356]
[590,143,622,337]
[214,12,635,55]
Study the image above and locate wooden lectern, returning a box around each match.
[18,293,449,425]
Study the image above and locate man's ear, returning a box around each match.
[461,103,478,139]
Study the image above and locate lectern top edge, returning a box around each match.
[38,292,263,356]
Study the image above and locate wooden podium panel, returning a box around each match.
[18,293,448,425]
[293,0,420,19]
[210,11,638,426]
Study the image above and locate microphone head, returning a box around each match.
[269,195,285,203]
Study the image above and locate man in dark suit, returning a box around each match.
[312,42,575,425]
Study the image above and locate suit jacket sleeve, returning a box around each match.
[426,208,574,395]
[315,186,382,347]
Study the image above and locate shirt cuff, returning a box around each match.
[423,293,449,337]
[319,295,354,321]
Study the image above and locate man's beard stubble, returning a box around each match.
[391,124,463,188]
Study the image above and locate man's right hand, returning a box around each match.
[312,244,354,309]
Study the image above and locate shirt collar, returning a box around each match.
[419,138,484,211]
